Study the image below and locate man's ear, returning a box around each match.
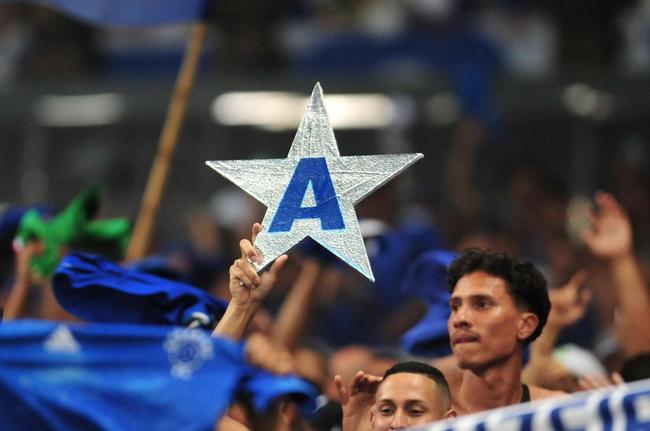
[278,399,300,426]
[517,312,539,341]
[443,409,457,419]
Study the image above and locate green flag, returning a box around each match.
[15,186,131,277]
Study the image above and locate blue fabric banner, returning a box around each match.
[4,0,209,26]
[0,320,321,430]
[0,320,245,431]
[415,379,650,431]
[52,252,227,327]
[240,369,319,415]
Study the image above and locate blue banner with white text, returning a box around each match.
[416,379,650,431]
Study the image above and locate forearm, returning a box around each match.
[213,302,259,341]
[609,253,650,356]
[532,324,562,358]
[271,259,320,350]
[3,275,32,320]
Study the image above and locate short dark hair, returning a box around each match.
[382,361,451,410]
[446,249,550,344]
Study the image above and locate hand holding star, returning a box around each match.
[214,223,287,340]
[228,223,288,310]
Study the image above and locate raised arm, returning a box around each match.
[213,223,287,340]
[522,270,591,392]
[3,241,42,320]
[271,257,321,350]
[583,192,650,357]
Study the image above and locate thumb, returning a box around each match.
[611,372,625,385]
[334,375,349,405]
[256,255,288,297]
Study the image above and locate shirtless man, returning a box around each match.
[442,249,562,414]
[339,249,563,427]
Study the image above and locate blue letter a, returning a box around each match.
[269,157,345,232]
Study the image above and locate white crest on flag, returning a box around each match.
[163,328,214,380]
[44,325,81,353]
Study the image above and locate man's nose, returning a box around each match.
[390,411,408,429]
[451,306,471,328]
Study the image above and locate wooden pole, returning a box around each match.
[126,22,207,261]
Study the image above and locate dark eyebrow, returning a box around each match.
[378,398,427,404]
[470,294,494,301]
[451,293,494,302]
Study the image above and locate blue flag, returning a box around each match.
[52,252,228,327]
[0,320,245,431]
[5,0,209,26]
[400,250,456,357]
[0,320,321,430]
[367,221,443,305]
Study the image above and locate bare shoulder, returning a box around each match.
[529,385,566,400]
[215,415,250,431]
[432,355,462,388]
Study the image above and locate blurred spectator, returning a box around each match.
[619,0,650,74]
[477,1,558,78]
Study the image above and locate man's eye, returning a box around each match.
[408,409,424,416]
[477,300,490,309]
[379,407,394,416]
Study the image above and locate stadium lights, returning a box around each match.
[34,93,124,127]
[211,91,397,131]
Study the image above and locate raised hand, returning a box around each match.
[547,270,592,330]
[214,223,287,340]
[3,240,44,320]
[583,192,633,260]
[335,371,383,431]
[228,223,288,310]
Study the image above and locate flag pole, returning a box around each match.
[126,22,207,261]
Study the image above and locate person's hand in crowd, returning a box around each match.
[581,192,650,356]
[245,332,295,376]
[522,270,591,392]
[228,223,288,311]
[15,239,44,281]
[583,192,633,260]
[213,223,287,340]
[334,371,382,431]
[547,270,591,330]
[3,240,44,320]
[578,372,624,391]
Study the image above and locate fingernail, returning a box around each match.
[254,277,261,285]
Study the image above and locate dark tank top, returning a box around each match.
[521,384,531,403]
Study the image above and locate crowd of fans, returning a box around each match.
[2,1,650,430]
[2,0,650,84]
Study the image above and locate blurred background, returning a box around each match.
[2,0,650,345]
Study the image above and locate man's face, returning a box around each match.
[448,271,533,370]
[371,373,449,430]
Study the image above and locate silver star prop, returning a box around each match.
[207,83,422,281]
